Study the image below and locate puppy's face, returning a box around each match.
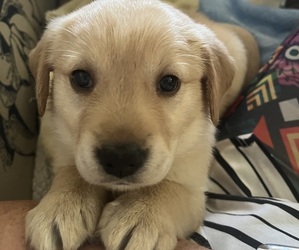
[30,0,234,190]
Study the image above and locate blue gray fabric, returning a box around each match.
[199,0,299,65]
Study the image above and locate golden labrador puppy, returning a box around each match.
[26,0,259,249]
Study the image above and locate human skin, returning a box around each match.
[0,201,208,250]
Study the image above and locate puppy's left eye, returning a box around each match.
[70,70,93,89]
[158,75,180,94]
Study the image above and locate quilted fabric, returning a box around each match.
[0,0,57,200]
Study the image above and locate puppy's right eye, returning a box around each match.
[157,75,180,94]
[70,70,93,89]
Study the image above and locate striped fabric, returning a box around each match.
[191,28,299,250]
[211,135,298,201]
[195,135,299,250]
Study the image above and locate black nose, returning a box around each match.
[95,143,148,178]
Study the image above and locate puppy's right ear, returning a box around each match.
[29,33,53,116]
[201,42,235,125]
[185,23,236,125]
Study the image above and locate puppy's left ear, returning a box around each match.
[29,31,53,117]
[201,40,236,125]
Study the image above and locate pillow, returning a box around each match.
[0,0,57,200]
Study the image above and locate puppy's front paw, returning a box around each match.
[99,194,177,250]
[26,191,102,250]
[45,9,67,22]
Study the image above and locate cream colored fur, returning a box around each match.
[26,0,259,249]
[45,0,200,22]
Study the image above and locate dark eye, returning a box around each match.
[158,75,180,94]
[70,70,93,89]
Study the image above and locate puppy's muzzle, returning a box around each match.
[95,143,149,178]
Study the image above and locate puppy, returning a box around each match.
[26,0,259,249]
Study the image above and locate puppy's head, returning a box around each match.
[30,0,235,190]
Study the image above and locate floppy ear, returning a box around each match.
[201,40,236,125]
[29,33,53,116]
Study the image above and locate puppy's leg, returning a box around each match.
[217,24,260,117]
[99,181,205,250]
[165,0,199,13]
[26,166,108,250]
[220,23,260,86]
[46,0,92,22]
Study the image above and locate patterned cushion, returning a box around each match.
[0,0,57,200]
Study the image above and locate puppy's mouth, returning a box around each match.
[114,181,130,185]
[100,178,147,191]
[110,180,134,187]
